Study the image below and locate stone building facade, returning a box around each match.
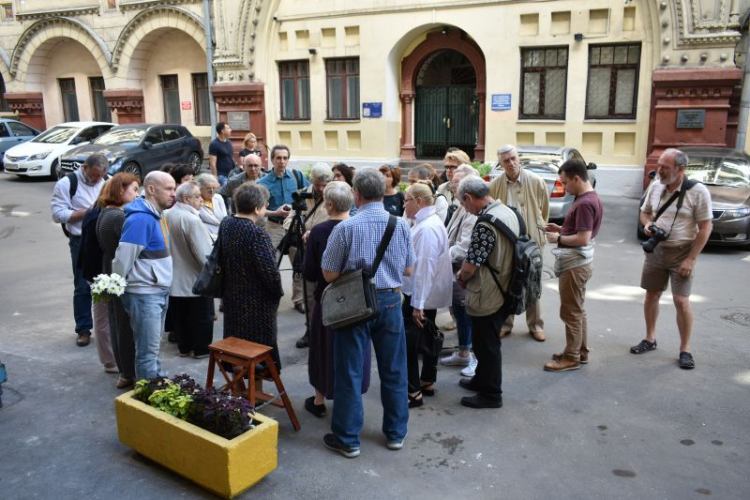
[0,0,744,171]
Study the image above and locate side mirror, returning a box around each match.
[143,141,153,149]
[587,162,598,170]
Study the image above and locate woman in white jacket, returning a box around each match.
[195,173,227,239]
[402,181,453,408]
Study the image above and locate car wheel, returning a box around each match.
[188,152,202,175]
[122,162,142,180]
[50,159,61,180]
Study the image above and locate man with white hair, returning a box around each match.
[113,171,176,380]
[489,144,549,342]
[283,163,333,338]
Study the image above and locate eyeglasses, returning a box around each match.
[444,164,459,170]
[403,197,415,206]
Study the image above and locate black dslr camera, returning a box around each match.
[291,190,314,212]
[642,225,668,253]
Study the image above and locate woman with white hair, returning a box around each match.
[401,180,453,408]
[195,173,228,238]
[302,181,371,417]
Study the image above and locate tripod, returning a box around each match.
[277,203,311,339]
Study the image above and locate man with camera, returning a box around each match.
[631,148,712,370]
[283,163,333,341]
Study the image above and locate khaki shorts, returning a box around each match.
[640,242,694,296]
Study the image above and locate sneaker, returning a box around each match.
[386,432,407,451]
[543,357,581,372]
[460,355,478,377]
[440,351,471,367]
[323,433,360,458]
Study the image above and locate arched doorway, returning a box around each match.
[414,50,477,158]
[400,29,486,161]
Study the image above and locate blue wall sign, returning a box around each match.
[491,94,512,111]
[362,102,382,118]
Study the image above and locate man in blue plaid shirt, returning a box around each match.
[321,167,415,458]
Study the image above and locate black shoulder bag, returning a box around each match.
[321,216,397,330]
[192,232,223,298]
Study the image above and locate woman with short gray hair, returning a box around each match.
[302,181,370,417]
[218,182,284,370]
[310,162,334,183]
[195,173,227,238]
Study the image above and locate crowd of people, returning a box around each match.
[50,131,712,457]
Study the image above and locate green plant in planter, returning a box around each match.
[148,383,194,421]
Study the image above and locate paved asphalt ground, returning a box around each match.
[0,172,749,500]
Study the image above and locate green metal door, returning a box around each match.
[415,85,477,158]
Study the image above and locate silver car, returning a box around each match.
[0,118,40,167]
[488,146,598,221]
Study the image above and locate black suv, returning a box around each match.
[60,124,203,179]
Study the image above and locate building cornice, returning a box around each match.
[15,6,100,21]
[119,0,201,12]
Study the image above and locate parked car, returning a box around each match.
[488,146,598,221]
[60,124,204,179]
[3,121,115,179]
[0,118,40,166]
[637,147,750,246]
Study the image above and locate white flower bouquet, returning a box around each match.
[90,273,127,303]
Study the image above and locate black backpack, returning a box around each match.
[77,205,105,282]
[476,206,543,316]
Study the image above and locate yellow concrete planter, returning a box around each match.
[115,391,278,498]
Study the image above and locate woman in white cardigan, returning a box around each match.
[402,181,453,408]
[195,173,228,239]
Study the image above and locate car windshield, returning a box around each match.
[32,126,77,144]
[685,155,750,188]
[517,153,561,174]
[93,128,145,147]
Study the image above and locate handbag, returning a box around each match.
[407,317,445,358]
[192,233,223,298]
[321,215,397,330]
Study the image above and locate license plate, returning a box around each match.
[4,162,17,170]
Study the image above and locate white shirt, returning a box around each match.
[50,168,106,236]
[402,206,453,310]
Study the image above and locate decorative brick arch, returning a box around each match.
[10,17,112,82]
[400,30,486,161]
[112,6,206,79]
[0,47,11,86]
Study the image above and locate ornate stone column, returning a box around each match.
[103,89,144,124]
[475,91,486,162]
[5,92,45,130]
[211,83,267,159]
[399,91,416,161]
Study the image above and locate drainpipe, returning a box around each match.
[203,0,217,141]
[735,9,750,149]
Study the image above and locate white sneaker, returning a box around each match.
[440,351,471,366]
[460,355,478,377]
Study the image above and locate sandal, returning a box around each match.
[420,384,435,397]
[630,339,657,354]
[679,352,695,370]
[408,392,423,409]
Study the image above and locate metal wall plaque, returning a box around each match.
[676,109,705,129]
[227,111,250,131]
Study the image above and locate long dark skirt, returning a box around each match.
[308,300,371,400]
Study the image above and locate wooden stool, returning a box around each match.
[205,337,300,431]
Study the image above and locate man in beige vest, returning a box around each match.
[489,144,548,342]
[456,176,518,409]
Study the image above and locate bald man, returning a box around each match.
[113,171,176,380]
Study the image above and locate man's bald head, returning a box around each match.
[143,171,176,210]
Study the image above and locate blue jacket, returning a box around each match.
[113,197,172,294]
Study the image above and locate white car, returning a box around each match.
[3,121,115,179]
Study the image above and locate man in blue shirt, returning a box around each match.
[321,167,415,458]
[208,122,235,185]
[257,144,309,252]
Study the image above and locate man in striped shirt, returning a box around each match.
[321,167,415,458]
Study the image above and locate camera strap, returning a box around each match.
[653,177,697,223]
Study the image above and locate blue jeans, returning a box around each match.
[453,300,472,350]
[332,291,408,448]
[121,291,169,380]
[68,236,93,334]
